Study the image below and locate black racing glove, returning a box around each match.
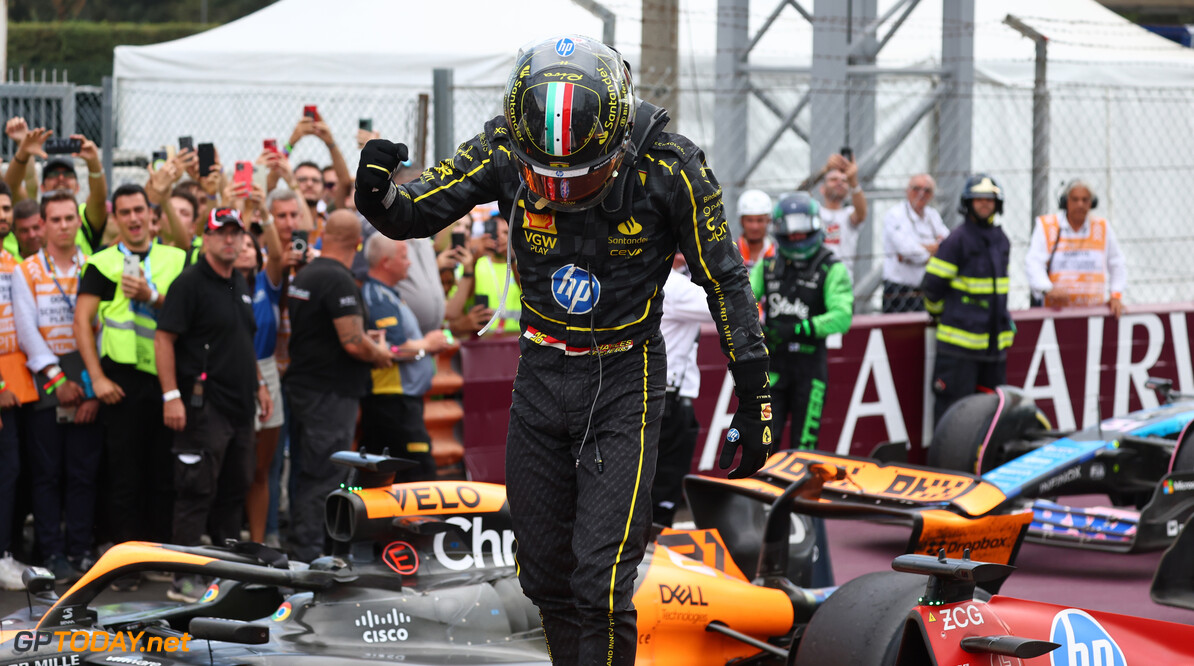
[720,358,774,479]
[354,139,409,217]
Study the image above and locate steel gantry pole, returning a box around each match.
[714,0,751,232]
[936,0,975,228]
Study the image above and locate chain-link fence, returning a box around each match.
[5,27,1194,313]
[448,85,505,155]
[687,67,1194,312]
[112,80,426,178]
[0,72,106,202]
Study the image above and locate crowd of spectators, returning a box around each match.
[0,112,1131,599]
[0,111,516,597]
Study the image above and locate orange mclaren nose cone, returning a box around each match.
[633,543,795,665]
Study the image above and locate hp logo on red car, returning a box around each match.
[1049,609,1126,666]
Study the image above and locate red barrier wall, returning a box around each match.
[461,304,1194,483]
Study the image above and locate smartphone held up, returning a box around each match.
[197,143,216,179]
[122,253,140,278]
[44,137,82,155]
[233,161,254,195]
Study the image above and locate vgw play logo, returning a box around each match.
[1049,609,1126,666]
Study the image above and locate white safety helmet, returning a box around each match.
[738,189,773,217]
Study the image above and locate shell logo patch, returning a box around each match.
[525,210,557,234]
[760,402,772,421]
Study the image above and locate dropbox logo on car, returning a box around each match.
[1049,609,1126,666]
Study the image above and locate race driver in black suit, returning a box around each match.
[355,35,771,665]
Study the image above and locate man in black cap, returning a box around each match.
[154,207,272,602]
[2,119,107,256]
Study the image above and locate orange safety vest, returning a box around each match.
[1037,214,1110,308]
[18,249,86,357]
[0,250,19,356]
[0,249,36,403]
[737,236,775,268]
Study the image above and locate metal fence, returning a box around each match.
[0,72,107,201]
[607,68,1194,313]
[111,80,428,175]
[5,54,1194,312]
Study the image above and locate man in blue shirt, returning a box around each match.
[360,235,450,481]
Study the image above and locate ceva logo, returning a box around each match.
[1049,609,1126,666]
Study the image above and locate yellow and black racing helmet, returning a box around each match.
[504,36,636,211]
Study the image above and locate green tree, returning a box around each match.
[8,22,217,84]
[10,0,275,23]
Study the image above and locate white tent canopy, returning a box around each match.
[115,0,1194,91]
[114,0,604,88]
[112,0,1194,307]
[111,0,1194,162]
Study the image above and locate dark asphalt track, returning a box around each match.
[824,516,1193,624]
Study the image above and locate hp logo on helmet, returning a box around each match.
[555,38,576,57]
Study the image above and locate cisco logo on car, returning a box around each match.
[1049,609,1126,666]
